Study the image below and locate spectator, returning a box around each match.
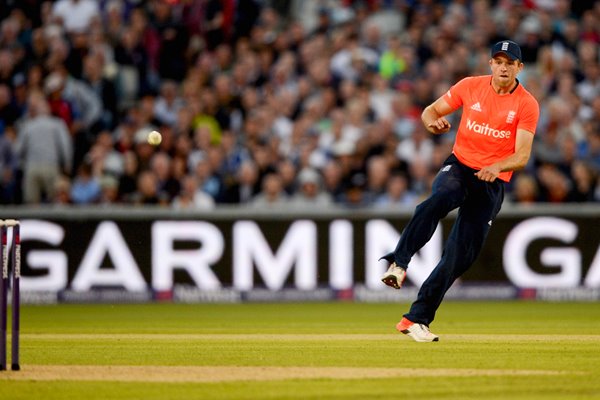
[51,175,72,205]
[51,0,100,34]
[579,120,600,172]
[172,174,215,210]
[277,159,298,195]
[0,84,20,129]
[375,171,417,208]
[98,174,120,205]
[289,167,333,208]
[321,160,344,202]
[203,0,226,51]
[153,80,184,127]
[151,151,180,201]
[152,0,188,82]
[82,52,118,130]
[27,29,49,68]
[87,130,124,178]
[537,164,571,203]
[70,161,101,204]
[44,72,74,129]
[133,127,159,172]
[568,160,597,202]
[369,74,395,120]
[330,32,378,83]
[378,35,406,80]
[220,159,259,204]
[509,173,540,205]
[14,90,73,204]
[365,155,390,200]
[193,155,221,200]
[118,151,139,202]
[219,129,250,183]
[114,27,150,107]
[250,172,288,208]
[45,67,103,171]
[396,124,434,166]
[0,125,18,204]
[408,156,435,199]
[104,0,125,46]
[130,169,168,205]
[390,91,419,140]
[338,172,373,208]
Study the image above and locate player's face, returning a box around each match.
[489,55,523,89]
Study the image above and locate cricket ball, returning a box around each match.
[147,130,162,146]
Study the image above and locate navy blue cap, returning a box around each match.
[491,40,522,61]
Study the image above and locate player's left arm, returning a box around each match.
[474,128,535,182]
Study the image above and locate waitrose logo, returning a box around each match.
[466,119,511,139]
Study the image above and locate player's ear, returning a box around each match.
[517,61,524,71]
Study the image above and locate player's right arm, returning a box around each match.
[421,97,454,134]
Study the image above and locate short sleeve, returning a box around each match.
[517,95,539,134]
[443,77,476,110]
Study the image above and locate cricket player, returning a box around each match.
[380,40,540,342]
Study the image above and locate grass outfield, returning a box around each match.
[1,301,599,399]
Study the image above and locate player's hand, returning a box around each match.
[475,165,501,182]
[426,117,451,134]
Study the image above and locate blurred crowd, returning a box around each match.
[0,0,599,210]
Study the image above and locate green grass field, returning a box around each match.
[1,301,599,399]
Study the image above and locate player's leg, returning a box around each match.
[404,179,505,326]
[381,155,467,268]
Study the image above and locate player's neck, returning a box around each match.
[491,78,519,95]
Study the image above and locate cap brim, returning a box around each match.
[492,51,519,61]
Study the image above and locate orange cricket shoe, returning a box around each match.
[396,317,439,342]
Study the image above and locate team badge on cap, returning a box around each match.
[491,40,522,61]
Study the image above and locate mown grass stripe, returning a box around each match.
[19,333,600,342]
[0,365,579,383]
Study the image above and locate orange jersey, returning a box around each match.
[443,75,539,182]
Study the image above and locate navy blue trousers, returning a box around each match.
[381,154,504,326]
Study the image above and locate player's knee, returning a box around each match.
[419,192,458,214]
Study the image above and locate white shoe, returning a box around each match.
[396,317,439,342]
[381,262,407,289]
